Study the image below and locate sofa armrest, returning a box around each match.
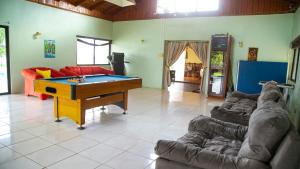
[155,140,270,169]
[231,91,260,101]
[21,69,43,80]
[188,115,247,141]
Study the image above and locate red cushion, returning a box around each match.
[79,66,94,75]
[60,68,80,76]
[63,66,114,75]
[28,67,64,78]
[65,66,82,75]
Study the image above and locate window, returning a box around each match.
[156,0,219,14]
[76,36,111,65]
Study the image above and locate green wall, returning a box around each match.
[0,0,296,96]
[112,14,293,89]
[0,0,112,93]
[288,8,300,131]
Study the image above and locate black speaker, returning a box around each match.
[111,52,125,75]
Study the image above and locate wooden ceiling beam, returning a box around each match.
[72,0,87,6]
[104,5,122,15]
[89,0,105,10]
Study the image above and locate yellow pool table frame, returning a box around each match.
[34,75,142,129]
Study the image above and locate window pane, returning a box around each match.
[175,0,196,13]
[157,0,175,13]
[156,0,219,14]
[77,41,94,64]
[196,0,219,11]
[95,45,109,64]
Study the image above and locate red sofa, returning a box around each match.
[21,67,65,100]
[60,66,114,76]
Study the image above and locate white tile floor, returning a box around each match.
[0,88,222,169]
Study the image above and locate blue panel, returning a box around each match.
[237,61,288,94]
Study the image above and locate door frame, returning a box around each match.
[0,25,11,95]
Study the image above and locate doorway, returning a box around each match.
[163,41,209,94]
[0,25,11,94]
[169,46,202,92]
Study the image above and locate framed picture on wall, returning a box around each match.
[290,48,299,82]
[44,40,56,58]
[248,47,258,61]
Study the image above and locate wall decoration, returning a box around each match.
[44,40,55,58]
[289,48,299,82]
[248,47,258,61]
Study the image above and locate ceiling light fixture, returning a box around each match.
[104,0,135,7]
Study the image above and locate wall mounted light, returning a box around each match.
[33,32,42,39]
[238,41,244,48]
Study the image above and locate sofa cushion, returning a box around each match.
[92,66,114,75]
[211,106,251,126]
[211,96,257,126]
[65,66,82,75]
[257,89,282,105]
[270,128,300,169]
[227,98,257,113]
[178,132,242,156]
[63,66,114,75]
[155,140,270,169]
[79,66,94,75]
[238,101,290,162]
[202,136,242,156]
[230,91,260,101]
[257,81,285,106]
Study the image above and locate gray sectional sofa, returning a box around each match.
[210,91,258,126]
[154,82,300,169]
[210,81,285,126]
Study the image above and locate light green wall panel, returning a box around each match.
[112,14,293,89]
[0,0,112,93]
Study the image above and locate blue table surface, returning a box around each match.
[47,75,133,85]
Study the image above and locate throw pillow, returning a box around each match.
[36,69,51,78]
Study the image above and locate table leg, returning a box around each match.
[123,91,128,114]
[54,97,62,122]
[77,125,85,130]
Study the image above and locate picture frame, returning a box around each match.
[290,48,299,82]
[248,47,258,61]
[44,40,56,58]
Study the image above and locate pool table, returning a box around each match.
[34,74,142,129]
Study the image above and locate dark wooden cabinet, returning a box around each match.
[208,34,232,98]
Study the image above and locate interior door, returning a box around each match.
[0,25,11,94]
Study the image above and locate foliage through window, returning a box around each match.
[156,0,219,14]
[77,36,111,65]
